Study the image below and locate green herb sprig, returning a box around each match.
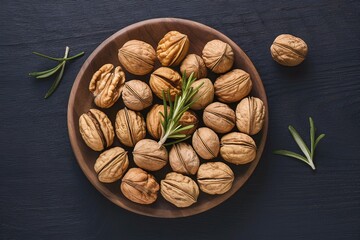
[158,72,203,146]
[29,46,84,98]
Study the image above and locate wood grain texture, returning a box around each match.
[0,0,359,239]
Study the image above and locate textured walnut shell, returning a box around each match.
[122,80,153,111]
[178,110,198,135]
[220,132,257,165]
[146,104,167,140]
[197,162,234,195]
[180,54,207,79]
[203,102,235,134]
[94,147,128,183]
[236,97,265,135]
[190,78,214,110]
[192,127,220,160]
[169,143,200,175]
[270,34,308,66]
[157,31,190,66]
[89,64,126,108]
[202,39,234,74]
[115,108,146,147]
[161,172,199,208]
[118,40,156,75]
[150,67,182,101]
[79,109,114,151]
[133,139,168,171]
[121,168,159,204]
[214,69,252,103]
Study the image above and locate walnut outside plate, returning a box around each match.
[67,18,269,218]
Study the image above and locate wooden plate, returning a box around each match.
[68,18,268,218]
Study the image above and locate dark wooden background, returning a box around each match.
[1,0,359,239]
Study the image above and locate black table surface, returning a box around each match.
[1,0,359,239]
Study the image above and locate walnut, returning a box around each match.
[270,34,308,66]
[146,104,167,140]
[157,31,189,66]
[169,143,200,175]
[236,97,265,135]
[121,168,159,204]
[161,172,199,207]
[89,64,125,108]
[115,108,146,147]
[79,109,114,151]
[149,67,182,101]
[180,54,207,79]
[192,127,220,160]
[220,132,257,165]
[122,80,153,111]
[214,69,252,103]
[197,162,234,195]
[94,147,128,183]
[118,40,156,75]
[178,110,198,135]
[133,139,168,171]
[190,78,214,110]
[202,39,234,73]
[203,102,235,134]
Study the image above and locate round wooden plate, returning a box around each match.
[68,18,268,218]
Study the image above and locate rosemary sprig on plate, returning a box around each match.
[274,117,325,170]
[29,46,84,98]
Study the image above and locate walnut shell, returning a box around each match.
[178,110,198,135]
[79,109,114,151]
[180,54,207,79]
[122,80,153,111]
[202,39,234,73]
[190,78,214,110]
[161,172,199,208]
[94,147,128,183]
[192,127,220,160]
[157,31,189,66]
[220,132,257,165]
[149,67,182,101]
[89,64,126,108]
[270,34,308,66]
[115,108,146,147]
[169,143,200,175]
[236,97,265,135]
[121,168,159,204]
[146,104,167,140]
[118,40,156,75]
[203,102,235,134]
[197,162,234,195]
[133,139,168,171]
[214,69,252,103]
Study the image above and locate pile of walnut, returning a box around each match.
[79,31,266,208]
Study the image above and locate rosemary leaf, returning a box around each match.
[315,134,326,149]
[32,51,84,62]
[288,125,312,161]
[36,62,64,79]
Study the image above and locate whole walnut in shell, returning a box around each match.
[89,64,125,108]
[270,34,308,66]
[202,39,234,73]
[203,102,235,134]
[133,139,168,171]
[157,31,189,66]
[178,110,199,135]
[220,132,257,165]
[190,78,214,110]
[197,162,234,195]
[214,69,252,103]
[180,54,207,79]
[121,168,159,204]
[115,108,146,147]
[192,127,220,160]
[146,104,167,140]
[122,80,153,111]
[149,67,182,101]
[94,147,128,183]
[161,172,199,208]
[79,109,114,151]
[236,97,265,135]
[118,40,156,75]
[169,143,200,175]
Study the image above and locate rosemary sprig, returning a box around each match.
[274,117,325,170]
[29,46,84,98]
[158,72,203,146]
